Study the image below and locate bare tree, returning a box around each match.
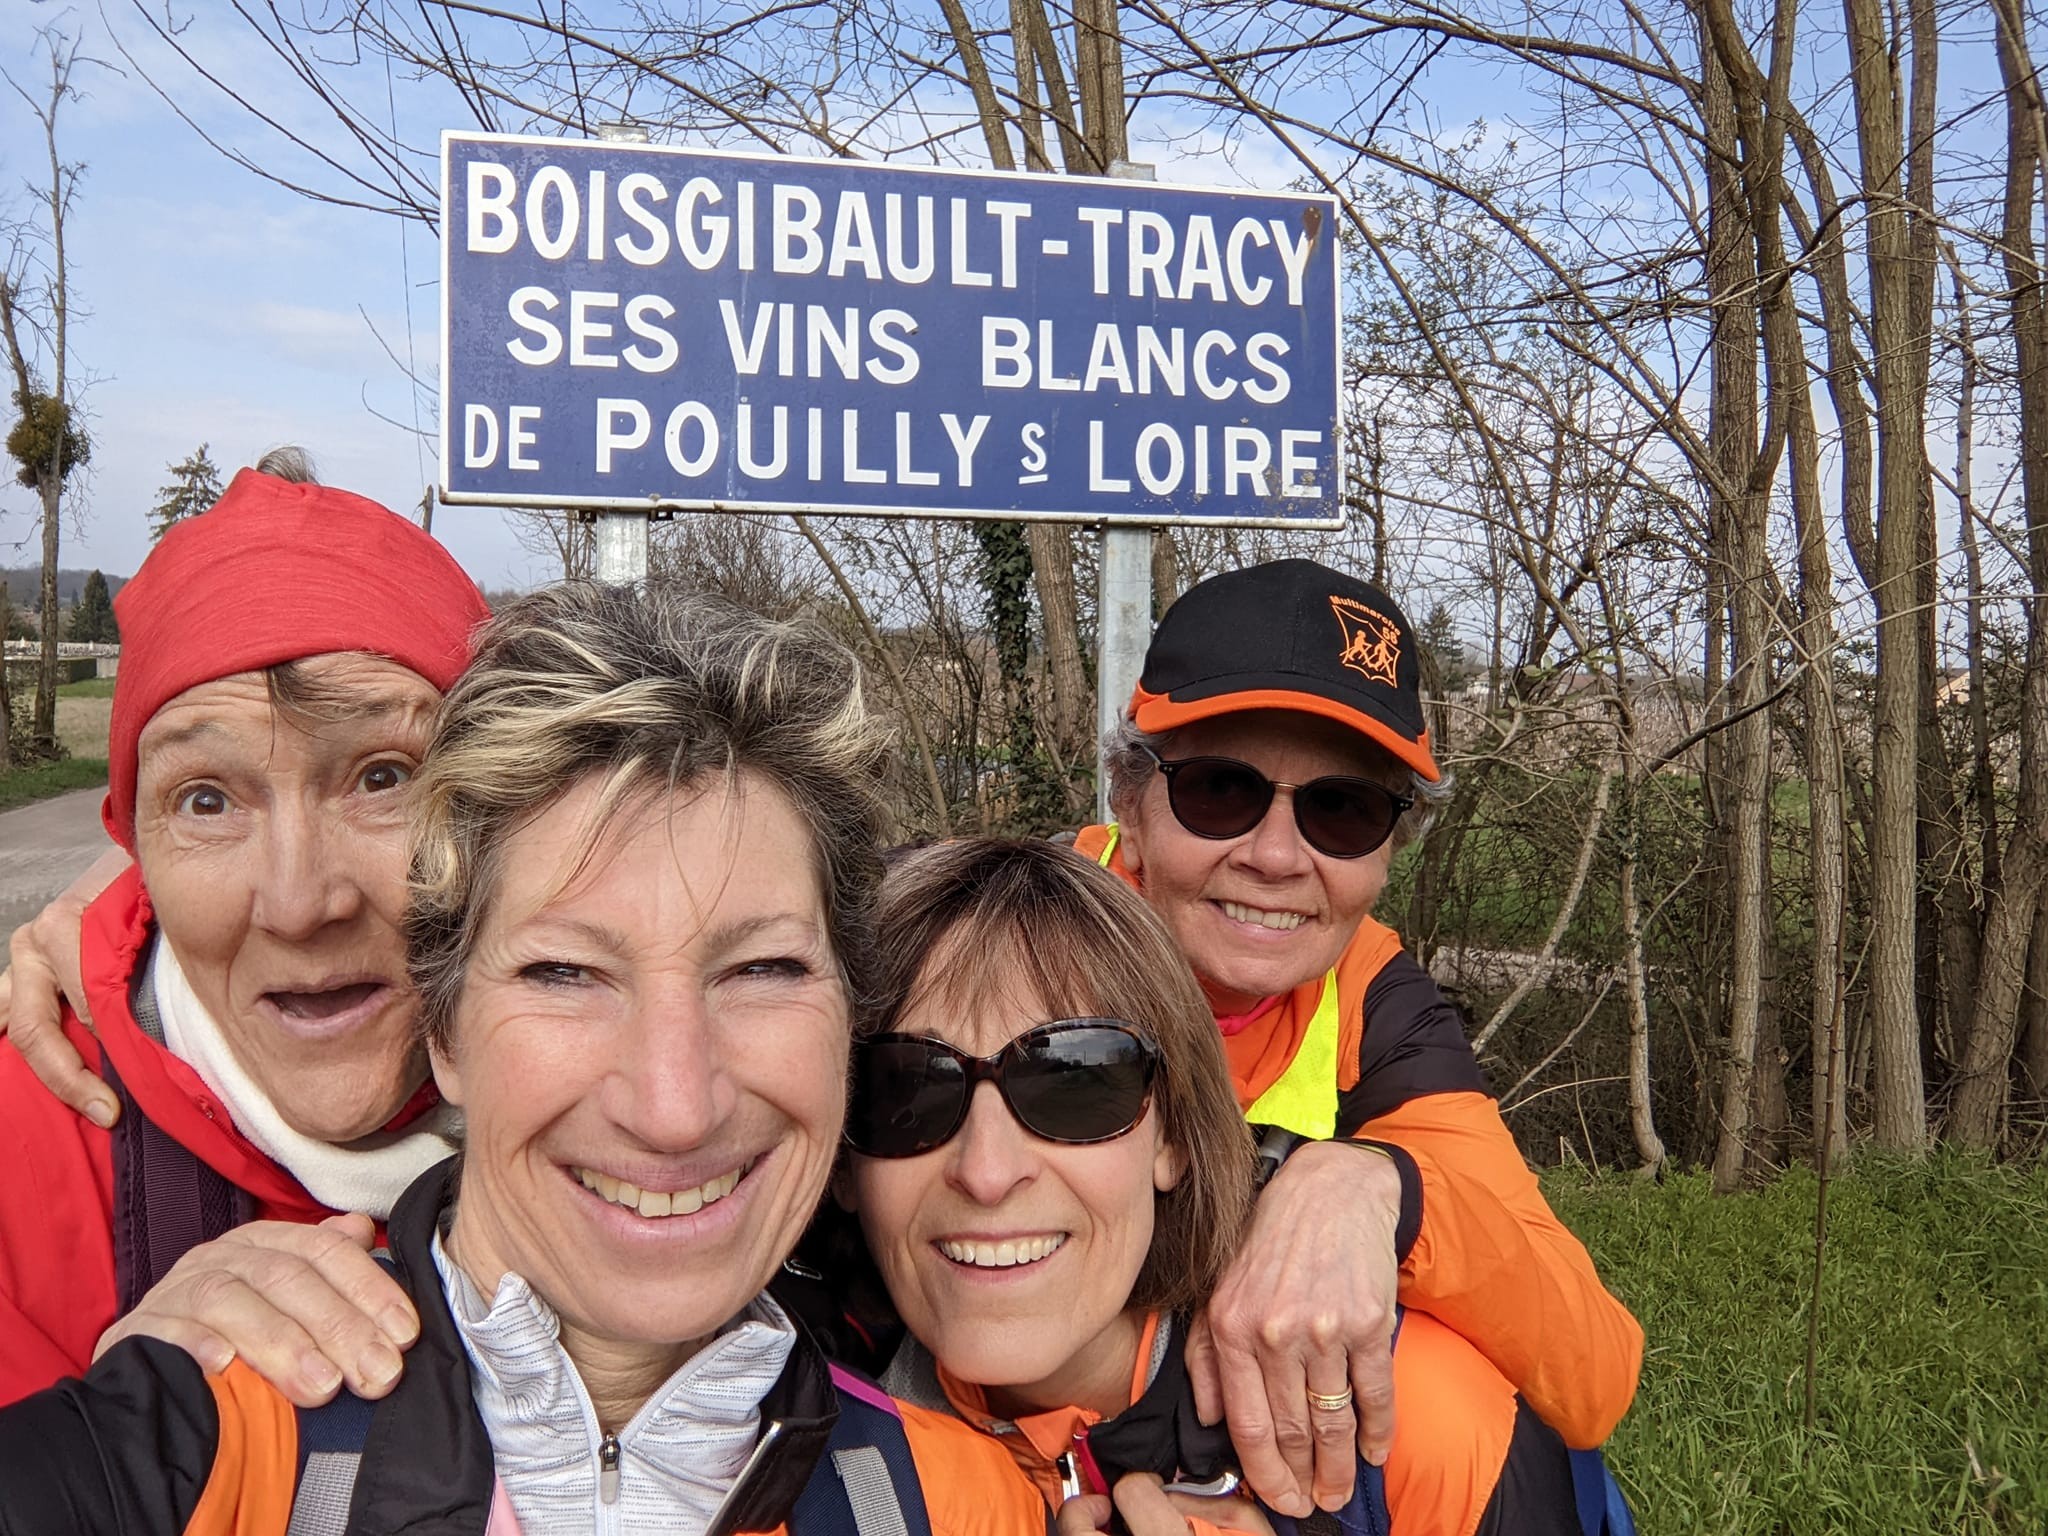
[1842,0,1941,1152]
[0,29,88,761]
[1948,0,2048,1151]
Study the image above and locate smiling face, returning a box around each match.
[131,654,440,1141]
[848,945,1183,1420]
[1117,710,1403,1014]
[433,770,848,1365]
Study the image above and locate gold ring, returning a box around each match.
[1307,1387,1354,1413]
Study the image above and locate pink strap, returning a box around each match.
[829,1361,904,1418]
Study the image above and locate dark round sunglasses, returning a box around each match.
[1145,746,1412,860]
[845,1020,1160,1159]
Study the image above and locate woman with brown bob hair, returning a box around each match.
[840,840,1603,1536]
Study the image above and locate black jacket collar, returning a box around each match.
[1081,1314,1236,1492]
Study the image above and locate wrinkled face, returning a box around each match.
[1118,711,1399,1013]
[435,772,848,1360]
[132,655,439,1142]
[848,959,1182,1419]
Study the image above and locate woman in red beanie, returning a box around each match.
[0,460,489,1406]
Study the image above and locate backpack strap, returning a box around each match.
[1567,1448,1637,1536]
[279,1256,399,1536]
[104,1044,255,1315]
[286,1388,375,1536]
[789,1365,934,1536]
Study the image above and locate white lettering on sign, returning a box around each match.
[508,407,542,471]
[596,398,650,472]
[449,145,1338,522]
[463,161,1322,307]
[463,404,499,467]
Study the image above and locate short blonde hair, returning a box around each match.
[869,839,1255,1314]
[406,582,891,1053]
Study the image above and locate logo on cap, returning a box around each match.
[1331,596,1401,687]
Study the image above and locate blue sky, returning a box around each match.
[0,4,537,589]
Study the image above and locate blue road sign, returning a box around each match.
[440,132,1343,527]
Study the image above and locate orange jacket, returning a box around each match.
[931,1308,1539,1536]
[1075,826,1642,1447]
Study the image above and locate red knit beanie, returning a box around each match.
[104,469,490,850]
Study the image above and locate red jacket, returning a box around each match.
[0,869,336,1406]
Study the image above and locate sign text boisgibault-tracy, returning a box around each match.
[440,132,1343,529]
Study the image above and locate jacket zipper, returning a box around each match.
[599,1432,621,1504]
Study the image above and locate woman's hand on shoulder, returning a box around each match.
[2,845,129,1129]
[1057,1476,1275,1536]
[93,1212,420,1407]
[1186,1139,1404,1514]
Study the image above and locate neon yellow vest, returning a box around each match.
[1094,824,1340,1138]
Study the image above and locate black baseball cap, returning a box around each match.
[1128,558,1440,782]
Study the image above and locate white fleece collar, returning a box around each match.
[432,1231,796,1534]
[151,933,459,1218]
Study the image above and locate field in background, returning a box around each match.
[54,675,114,757]
[0,755,106,813]
[0,679,113,811]
[1549,1156,2047,1533]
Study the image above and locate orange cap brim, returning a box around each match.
[1129,683,1441,783]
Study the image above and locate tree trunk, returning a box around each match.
[1696,10,1771,1192]
[1948,0,2048,1149]
[1151,528,1180,616]
[1786,119,1876,590]
[2024,904,2048,1103]
[1071,0,1127,170]
[1842,0,1938,1151]
[33,478,60,755]
[1027,522,1091,771]
[0,584,12,772]
[1781,297,1849,1170]
[1754,89,1851,1168]
[945,0,1095,796]
[1009,0,1052,172]
[1949,249,2000,899]
[1754,962,1792,1170]
[1620,812,1666,1174]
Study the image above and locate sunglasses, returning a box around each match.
[845,1020,1160,1159]
[1145,747,1413,859]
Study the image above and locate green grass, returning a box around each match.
[0,755,107,811]
[56,676,115,698]
[1546,1155,2047,1533]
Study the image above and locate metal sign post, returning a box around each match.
[1095,161,1159,820]
[593,509,649,585]
[1096,525,1153,820]
[593,121,651,587]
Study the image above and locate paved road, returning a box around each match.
[0,787,111,941]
